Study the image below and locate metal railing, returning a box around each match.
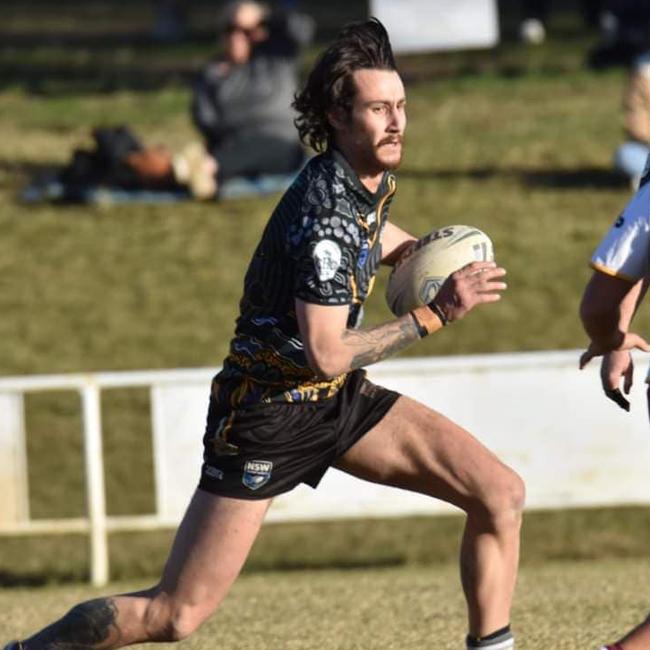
[2,351,650,586]
[0,368,215,586]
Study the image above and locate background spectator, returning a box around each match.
[614,52,650,188]
[192,1,315,186]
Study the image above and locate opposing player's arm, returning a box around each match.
[579,270,650,409]
[579,270,649,357]
[296,261,506,379]
[380,221,417,266]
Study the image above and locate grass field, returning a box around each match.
[2,559,649,648]
[1,3,650,646]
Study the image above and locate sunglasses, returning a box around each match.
[224,23,256,37]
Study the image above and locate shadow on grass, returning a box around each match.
[0,569,84,588]
[4,158,627,190]
[0,160,60,199]
[0,52,597,96]
[0,0,611,94]
[0,558,404,589]
[399,165,627,190]
[0,60,199,95]
[0,159,58,178]
[1,160,629,207]
[249,556,405,574]
[1,507,649,587]
[0,7,599,94]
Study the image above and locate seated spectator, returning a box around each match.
[192,1,315,189]
[614,52,650,189]
[121,1,314,200]
[23,2,314,204]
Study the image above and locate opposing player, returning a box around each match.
[7,19,523,650]
[579,162,650,650]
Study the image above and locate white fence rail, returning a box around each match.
[1,351,650,586]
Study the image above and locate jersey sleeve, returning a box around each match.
[291,182,359,306]
[591,184,650,282]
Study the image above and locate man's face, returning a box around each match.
[223,2,266,65]
[332,68,407,173]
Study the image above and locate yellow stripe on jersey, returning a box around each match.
[365,175,396,249]
[349,271,359,303]
[589,261,638,283]
[350,175,396,304]
[366,274,376,299]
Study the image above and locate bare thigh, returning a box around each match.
[157,489,271,614]
[335,395,519,512]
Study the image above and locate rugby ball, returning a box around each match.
[386,225,494,316]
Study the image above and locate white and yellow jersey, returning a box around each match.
[591,180,650,282]
[590,177,650,382]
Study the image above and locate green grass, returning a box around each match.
[2,506,650,586]
[1,4,650,589]
[2,559,649,648]
[0,70,636,374]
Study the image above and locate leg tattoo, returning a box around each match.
[24,598,122,649]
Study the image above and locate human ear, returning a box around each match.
[327,107,348,131]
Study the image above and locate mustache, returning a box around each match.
[377,136,403,146]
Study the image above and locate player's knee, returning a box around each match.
[165,607,205,642]
[148,608,203,643]
[144,590,211,642]
[473,467,525,526]
[492,468,525,523]
[506,469,526,516]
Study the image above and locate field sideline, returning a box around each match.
[1,559,648,648]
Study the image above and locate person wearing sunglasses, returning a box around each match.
[191,1,314,197]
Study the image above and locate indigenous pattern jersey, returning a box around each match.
[213,149,396,407]
[591,176,650,282]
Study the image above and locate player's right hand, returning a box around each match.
[429,261,507,324]
[601,350,634,411]
[579,331,650,369]
[579,332,650,411]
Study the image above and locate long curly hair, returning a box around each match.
[292,18,397,153]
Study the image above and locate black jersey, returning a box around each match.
[213,148,397,407]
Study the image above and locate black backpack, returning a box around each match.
[59,125,144,191]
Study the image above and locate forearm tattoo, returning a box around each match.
[24,598,122,649]
[343,314,421,370]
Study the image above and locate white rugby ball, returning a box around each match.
[386,224,494,316]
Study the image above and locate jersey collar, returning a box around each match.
[329,148,390,208]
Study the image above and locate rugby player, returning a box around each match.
[580,162,650,650]
[7,19,523,650]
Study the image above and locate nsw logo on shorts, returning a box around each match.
[242,460,273,491]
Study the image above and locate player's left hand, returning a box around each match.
[429,261,507,324]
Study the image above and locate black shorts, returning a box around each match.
[198,369,400,499]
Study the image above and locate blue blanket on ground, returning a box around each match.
[21,172,298,204]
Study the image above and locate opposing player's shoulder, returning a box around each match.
[616,181,650,230]
[596,180,650,248]
[591,182,650,280]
